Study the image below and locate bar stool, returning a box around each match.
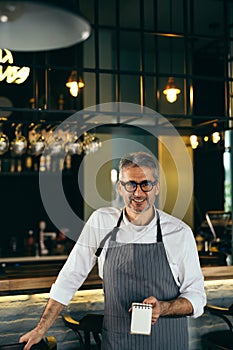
[62,313,103,349]
[0,337,57,350]
[202,303,233,350]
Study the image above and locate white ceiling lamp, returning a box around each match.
[0,1,91,51]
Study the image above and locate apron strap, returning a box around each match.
[156,211,163,242]
[95,210,162,256]
[95,211,123,257]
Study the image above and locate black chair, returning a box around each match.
[202,303,233,350]
[0,337,57,350]
[62,313,103,349]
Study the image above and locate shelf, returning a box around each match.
[0,255,68,263]
[0,172,74,176]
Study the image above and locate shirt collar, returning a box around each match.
[122,206,157,231]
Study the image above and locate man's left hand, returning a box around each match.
[143,296,161,325]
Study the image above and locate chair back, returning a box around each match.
[205,211,231,240]
[202,303,233,350]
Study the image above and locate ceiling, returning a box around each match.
[0,0,232,135]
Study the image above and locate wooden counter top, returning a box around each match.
[0,260,232,295]
[202,265,233,280]
[0,261,102,295]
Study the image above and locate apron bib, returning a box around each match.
[96,211,188,350]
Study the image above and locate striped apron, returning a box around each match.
[96,211,188,350]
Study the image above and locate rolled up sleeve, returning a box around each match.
[178,227,206,318]
[49,216,99,305]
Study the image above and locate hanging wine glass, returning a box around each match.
[0,123,9,155]
[28,123,45,156]
[45,124,63,155]
[10,123,27,156]
[64,130,83,155]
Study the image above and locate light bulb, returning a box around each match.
[212,132,221,144]
[164,88,180,103]
[190,135,199,149]
[69,82,79,97]
[163,78,181,103]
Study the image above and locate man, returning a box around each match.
[20,151,206,350]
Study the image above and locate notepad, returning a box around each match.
[130,303,152,335]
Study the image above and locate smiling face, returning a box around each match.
[118,165,160,224]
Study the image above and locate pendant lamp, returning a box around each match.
[162,0,181,103]
[0,1,91,51]
[163,77,181,103]
[66,70,85,97]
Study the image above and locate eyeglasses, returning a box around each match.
[120,180,157,193]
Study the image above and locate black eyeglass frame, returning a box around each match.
[120,180,158,193]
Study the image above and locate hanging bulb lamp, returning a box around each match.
[66,70,85,97]
[163,77,181,103]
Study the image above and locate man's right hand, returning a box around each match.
[19,298,65,350]
[19,327,45,350]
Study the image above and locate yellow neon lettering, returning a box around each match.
[0,65,9,81]
[14,66,30,84]
[0,48,13,64]
[6,66,19,83]
[0,49,30,84]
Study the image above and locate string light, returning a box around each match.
[190,135,199,149]
[212,132,221,144]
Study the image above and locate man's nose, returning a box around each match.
[134,184,144,194]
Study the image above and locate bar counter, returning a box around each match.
[0,256,102,295]
[0,255,233,295]
[0,257,232,350]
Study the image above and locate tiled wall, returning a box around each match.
[0,281,232,350]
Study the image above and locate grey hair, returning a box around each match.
[119,152,158,180]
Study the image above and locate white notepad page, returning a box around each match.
[130,303,152,335]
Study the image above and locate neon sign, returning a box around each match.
[0,49,30,84]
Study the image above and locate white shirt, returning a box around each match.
[50,207,206,318]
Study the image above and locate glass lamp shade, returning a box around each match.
[0,1,91,51]
[163,77,181,103]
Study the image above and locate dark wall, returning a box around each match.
[192,47,225,231]
[0,168,83,257]
[194,143,225,230]
[193,55,225,118]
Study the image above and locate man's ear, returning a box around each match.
[155,180,160,195]
[118,180,123,195]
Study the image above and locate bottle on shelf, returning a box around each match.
[9,236,18,256]
[25,155,33,172]
[25,229,35,256]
